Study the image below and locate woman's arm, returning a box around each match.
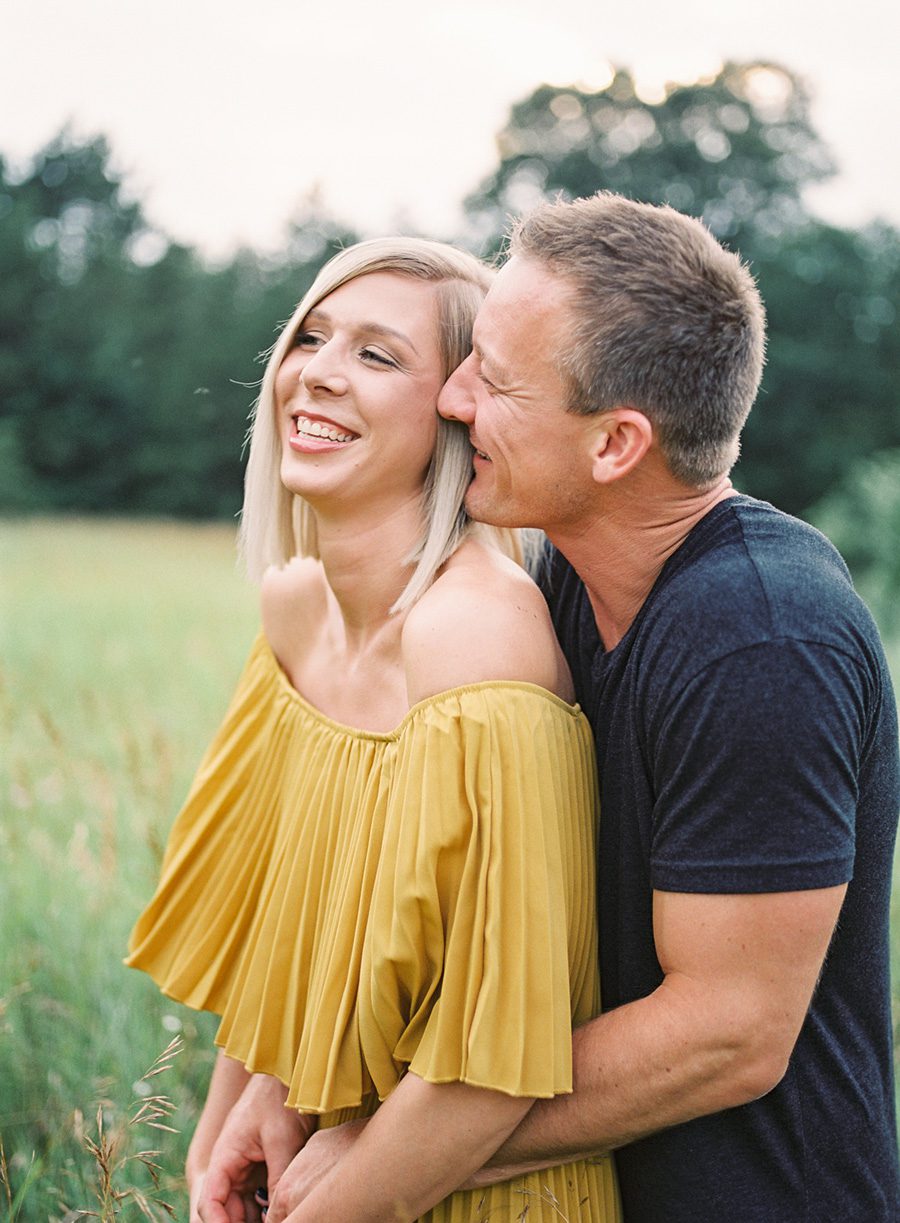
[187,1053,252,1221]
[267,1073,533,1223]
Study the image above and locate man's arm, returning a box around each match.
[266,1075,533,1223]
[476,882,846,1180]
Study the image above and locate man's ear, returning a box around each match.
[589,409,653,484]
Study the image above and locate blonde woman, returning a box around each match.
[126,238,620,1222]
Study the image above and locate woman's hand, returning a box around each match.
[186,1051,253,1222]
[265,1120,369,1222]
[199,1074,314,1223]
[188,1168,207,1223]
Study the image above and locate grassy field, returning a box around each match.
[1,517,898,1219]
[1,518,258,1219]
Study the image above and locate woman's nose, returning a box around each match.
[299,342,349,395]
[437,356,476,424]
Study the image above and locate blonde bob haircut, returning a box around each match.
[239,236,521,612]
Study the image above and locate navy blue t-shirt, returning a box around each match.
[542,496,900,1222]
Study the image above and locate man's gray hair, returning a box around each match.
[510,193,766,485]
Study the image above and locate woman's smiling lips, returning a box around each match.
[289,412,360,453]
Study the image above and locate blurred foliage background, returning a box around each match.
[1,60,899,626]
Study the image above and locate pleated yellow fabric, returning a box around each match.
[419,1160,620,1222]
[127,632,620,1220]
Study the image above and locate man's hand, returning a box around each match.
[185,1052,253,1223]
[199,1074,314,1223]
[265,1119,369,1223]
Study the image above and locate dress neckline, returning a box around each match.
[257,632,583,741]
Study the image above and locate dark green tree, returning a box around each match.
[463,62,834,258]
[809,447,900,635]
[0,130,163,511]
[0,132,358,517]
[736,221,900,511]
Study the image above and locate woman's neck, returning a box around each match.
[312,496,425,651]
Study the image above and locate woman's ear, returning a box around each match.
[589,409,653,485]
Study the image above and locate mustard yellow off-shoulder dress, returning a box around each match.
[127,633,620,1221]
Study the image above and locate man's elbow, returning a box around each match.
[728,1046,791,1106]
[720,1018,797,1107]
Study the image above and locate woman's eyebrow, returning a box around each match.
[302,309,419,356]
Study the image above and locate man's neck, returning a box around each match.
[549,469,737,651]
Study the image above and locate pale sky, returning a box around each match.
[3,0,898,258]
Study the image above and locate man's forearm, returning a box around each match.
[485,884,845,1178]
[275,1074,532,1222]
[484,976,783,1176]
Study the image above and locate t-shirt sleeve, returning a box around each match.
[649,638,866,893]
[360,685,599,1100]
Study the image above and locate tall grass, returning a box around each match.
[1,518,257,1218]
[1,517,899,1218]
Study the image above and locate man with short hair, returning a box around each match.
[436,191,900,1221]
[199,194,900,1222]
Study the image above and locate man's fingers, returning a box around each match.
[266,1154,325,1223]
[264,1172,298,1223]
[265,1133,303,1190]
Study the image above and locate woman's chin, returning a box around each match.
[279,454,329,498]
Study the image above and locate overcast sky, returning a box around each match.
[3,0,898,258]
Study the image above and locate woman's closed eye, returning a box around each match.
[359,347,399,369]
[293,331,323,349]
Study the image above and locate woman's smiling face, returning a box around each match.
[275,271,445,511]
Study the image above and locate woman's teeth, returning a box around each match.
[296,417,355,443]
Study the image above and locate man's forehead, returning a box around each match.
[489,254,547,304]
[468,259,576,405]
[475,256,573,361]
[471,302,515,385]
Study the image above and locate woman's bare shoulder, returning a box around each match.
[260,558,326,654]
[401,540,573,705]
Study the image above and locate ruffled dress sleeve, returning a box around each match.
[357,683,599,1103]
[124,632,294,1011]
[128,659,600,1116]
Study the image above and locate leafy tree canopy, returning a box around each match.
[0,134,357,516]
[464,62,835,257]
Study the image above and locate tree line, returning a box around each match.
[2,61,899,611]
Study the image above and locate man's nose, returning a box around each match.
[438,356,476,423]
